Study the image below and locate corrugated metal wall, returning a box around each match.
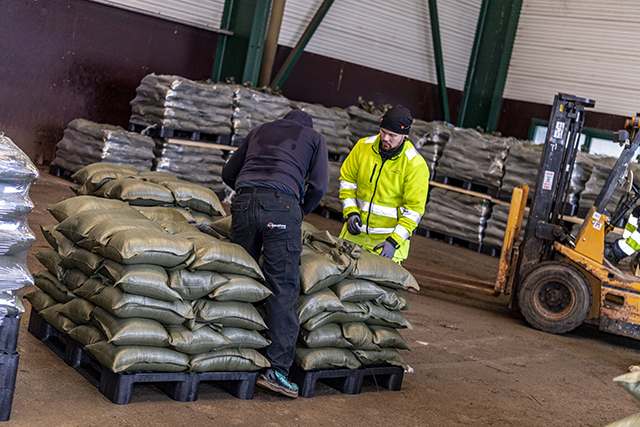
[504,0,640,117]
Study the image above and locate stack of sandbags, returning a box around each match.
[318,162,343,213]
[129,74,234,135]
[231,86,291,144]
[27,195,271,374]
[0,133,39,317]
[436,128,512,188]
[413,121,452,175]
[579,157,640,218]
[294,231,415,371]
[421,187,492,243]
[293,102,353,155]
[51,119,155,173]
[153,140,227,193]
[345,106,381,145]
[482,204,529,249]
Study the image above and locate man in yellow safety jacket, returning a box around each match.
[339,104,430,263]
[605,205,640,264]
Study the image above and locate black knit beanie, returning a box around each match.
[380,104,413,135]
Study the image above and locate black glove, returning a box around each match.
[374,239,397,259]
[346,213,362,235]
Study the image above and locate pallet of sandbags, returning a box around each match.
[293,102,353,157]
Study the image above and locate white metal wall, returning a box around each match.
[504,0,640,117]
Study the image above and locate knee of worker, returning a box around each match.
[632,205,640,219]
[615,239,636,260]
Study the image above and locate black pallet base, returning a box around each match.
[0,316,20,353]
[289,364,404,398]
[415,226,485,253]
[48,164,74,181]
[434,175,500,198]
[27,308,257,404]
[0,353,19,421]
[129,122,232,145]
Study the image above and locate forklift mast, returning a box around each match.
[517,94,595,282]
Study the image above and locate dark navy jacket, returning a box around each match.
[221,110,329,215]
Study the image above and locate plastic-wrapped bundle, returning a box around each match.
[130,74,234,135]
[232,86,291,142]
[421,187,492,243]
[318,162,343,213]
[153,140,226,193]
[579,157,640,217]
[293,102,353,155]
[51,119,155,173]
[346,105,381,144]
[436,128,512,188]
[0,133,39,316]
[414,121,453,175]
[482,204,529,248]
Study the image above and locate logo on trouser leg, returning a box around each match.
[267,222,287,229]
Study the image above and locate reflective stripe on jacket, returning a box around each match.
[339,134,430,246]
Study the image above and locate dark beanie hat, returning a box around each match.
[380,104,413,135]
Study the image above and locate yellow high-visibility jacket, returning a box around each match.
[338,134,429,261]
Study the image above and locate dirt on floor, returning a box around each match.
[5,168,640,427]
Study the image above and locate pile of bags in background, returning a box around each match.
[231,86,291,145]
[293,102,353,155]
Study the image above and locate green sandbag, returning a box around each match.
[219,327,271,349]
[189,210,215,225]
[62,269,89,291]
[207,274,272,303]
[173,207,197,223]
[301,221,319,234]
[604,412,640,427]
[191,299,267,331]
[350,250,420,291]
[352,348,407,369]
[375,287,409,311]
[84,341,189,373]
[166,324,231,354]
[342,322,380,351]
[24,290,57,312]
[91,307,170,347]
[168,269,229,301]
[89,286,194,325]
[96,228,194,268]
[189,348,269,373]
[56,207,149,243]
[67,247,104,275]
[79,218,164,251]
[300,324,352,349]
[34,250,65,281]
[67,324,107,347]
[614,371,640,401]
[361,301,412,330]
[98,260,181,302]
[34,270,74,303]
[209,216,232,238]
[182,232,264,281]
[71,163,139,186]
[138,171,179,183]
[369,325,410,350]
[163,180,225,217]
[59,297,96,325]
[95,177,175,206]
[133,206,190,222]
[39,304,78,333]
[73,275,109,299]
[48,196,127,222]
[44,226,76,269]
[297,288,345,324]
[295,346,361,371]
[40,224,59,250]
[159,220,200,234]
[302,302,369,331]
[331,279,386,302]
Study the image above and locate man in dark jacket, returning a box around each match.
[221,109,329,398]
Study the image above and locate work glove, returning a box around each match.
[346,213,362,235]
[374,239,397,259]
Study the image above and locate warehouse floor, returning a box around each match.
[5,168,640,427]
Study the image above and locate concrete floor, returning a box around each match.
[4,168,640,426]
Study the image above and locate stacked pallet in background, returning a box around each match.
[232,86,291,146]
[293,102,353,158]
[0,133,38,421]
[318,162,343,215]
[51,119,155,174]
[412,121,452,175]
[346,106,381,146]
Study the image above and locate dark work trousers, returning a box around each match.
[230,188,303,377]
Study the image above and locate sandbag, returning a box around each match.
[369,325,410,350]
[79,218,164,250]
[297,288,345,324]
[67,324,107,347]
[133,206,190,222]
[59,297,96,325]
[159,220,200,234]
[168,269,229,301]
[219,327,271,349]
[361,301,412,329]
[39,303,77,333]
[207,274,271,303]
[191,299,267,330]
[190,210,215,226]
[84,341,189,373]
[375,287,410,311]
[614,371,640,401]
[73,275,109,299]
[352,348,407,369]
[72,163,139,194]
[34,270,74,303]
[98,260,181,302]
[166,324,231,354]
[209,216,232,238]
[350,250,419,291]
[331,279,386,302]
[162,180,225,217]
[342,322,380,351]
[48,196,127,222]
[56,207,149,243]
[95,177,175,206]
[35,250,65,281]
[40,224,59,250]
[24,289,58,312]
[300,323,352,349]
[189,348,269,372]
[295,346,361,370]
[302,302,369,331]
[67,247,104,275]
[62,268,89,291]
[91,307,170,347]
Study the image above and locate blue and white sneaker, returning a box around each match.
[256,368,299,398]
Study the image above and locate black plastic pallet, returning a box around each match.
[433,175,500,198]
[0,352,19,422]
[415,227,486,255]
[129,121,232,145]
[0,316,20,353]
[289,364,404,398]
[27,308,257,404]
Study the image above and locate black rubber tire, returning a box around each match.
[518,262,592,334]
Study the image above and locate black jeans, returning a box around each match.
[230,188,303,376]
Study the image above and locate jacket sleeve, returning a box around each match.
[221,136,250,189]
[338,141,361,219]
[389,157,430,246]
[301,135,329,215]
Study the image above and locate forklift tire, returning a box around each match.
[518,262,592,334]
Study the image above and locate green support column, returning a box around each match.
[457,0,522,132]
[211,0,273,86]
[428,0,450,123]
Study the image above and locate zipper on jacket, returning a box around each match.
[369,164,378,183]
[366,158,387,234]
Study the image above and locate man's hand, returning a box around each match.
[346,213,362,235]
[374,240,396,259]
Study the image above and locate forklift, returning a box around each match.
[409,93,640,339]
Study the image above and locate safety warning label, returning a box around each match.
[542,170,554,190]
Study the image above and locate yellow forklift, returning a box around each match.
[409,93,640,339]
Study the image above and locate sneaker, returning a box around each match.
[256,368,299,398]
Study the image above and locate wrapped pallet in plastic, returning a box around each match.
[413,121,452,176]
[129,74,234,135]
[51,119,155,173]
[579,157,640,218]
[293,102,353,155]
[0,133,39,318]
[232,86,291,144]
